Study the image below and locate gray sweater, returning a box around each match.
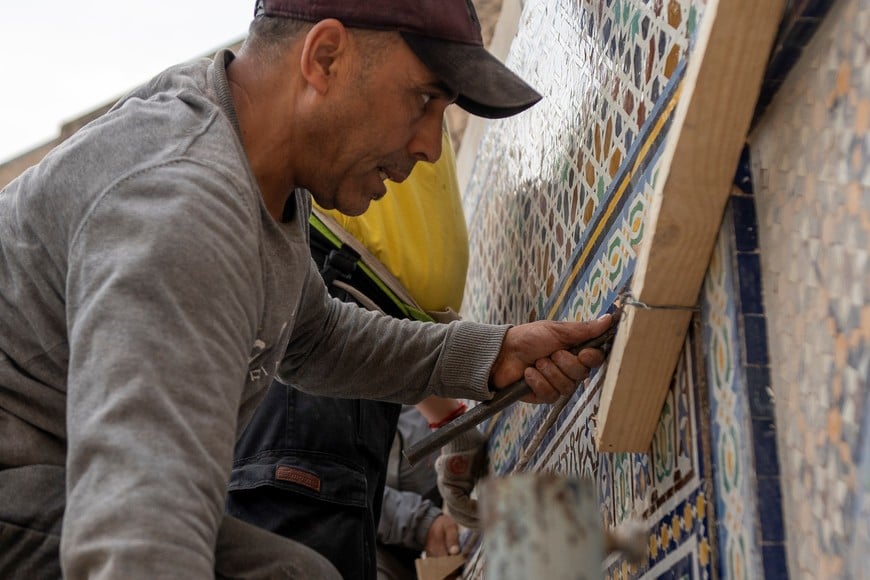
[0,49,505,578]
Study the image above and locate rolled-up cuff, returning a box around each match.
[436,321,511,401]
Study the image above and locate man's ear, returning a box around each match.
[299,19,348,94]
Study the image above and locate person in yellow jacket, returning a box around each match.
[317,129,467,321]
[227,129,481,580]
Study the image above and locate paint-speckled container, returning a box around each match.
[480,473,604,580]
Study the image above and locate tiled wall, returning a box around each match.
[702,172,785,579]
[748,0,869,576]
[458,0,867,577]
[460,0,716,577]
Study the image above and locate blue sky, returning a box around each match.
[0,0,251,163]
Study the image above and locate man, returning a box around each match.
[0,1,613,578]
[228,128,470,580]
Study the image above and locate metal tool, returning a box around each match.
[403,312,621,465]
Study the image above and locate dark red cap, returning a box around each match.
[255,0,542,119]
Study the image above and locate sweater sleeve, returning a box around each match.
[378,486,442,550]
[279,272,509,404]
[62,164,261,578]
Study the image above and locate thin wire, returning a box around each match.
[619,291,700,312]
[510,291,698,471]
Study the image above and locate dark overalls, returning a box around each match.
[226,221,409,580]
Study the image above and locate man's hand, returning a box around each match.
[423,514,461,557]
[435,428,487,529]
[490,314,613,404]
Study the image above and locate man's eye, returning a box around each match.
[421,94,432,108]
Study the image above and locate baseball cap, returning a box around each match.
[254,0,542,119]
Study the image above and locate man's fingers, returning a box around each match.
[535,357,578,396]
[566,313,613,342]
[426,515,459,557]
[492,314,615,391]
[427,538,448,557]
[550,349,593,381]
[444,520,460,554]
[578,348,605,369]
[432,540,449,557]
[522,344,611,402]
[521,367,560,403]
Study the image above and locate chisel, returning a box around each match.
[403,311,621,465]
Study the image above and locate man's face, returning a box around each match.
[309,34,456,216]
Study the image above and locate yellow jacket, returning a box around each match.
[315,130,468,313]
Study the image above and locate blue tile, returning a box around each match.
[784,16,822,48]
[754,79,785,122]
[731,196,759,251]
[757,475,786,542]
[752,419,781,477]
[762,544,789,579]
[743,314,770,366]
[733,145,754,194]
[800,0,835,19]
[761,78,783,96]
[746,365,774,418]
[737,254,764,314]
[767,45,804,82]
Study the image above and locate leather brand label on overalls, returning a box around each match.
[275,465,321,492]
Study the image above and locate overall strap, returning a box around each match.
[309,209,435,323]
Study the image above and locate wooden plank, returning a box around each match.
[597,307,693,451]
[596,0,786,451]
[415,554,466,580]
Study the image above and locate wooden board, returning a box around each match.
[596,0,787,451]
[414,554,465,580]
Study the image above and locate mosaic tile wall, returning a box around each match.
[462,0,704,328]
[457,0,864,578]
[748,0,870,576]
[459,0,717,577]
[701,175,786,580]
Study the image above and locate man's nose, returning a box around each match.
[408,111,444,163]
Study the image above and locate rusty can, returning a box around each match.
[479,472,604,580]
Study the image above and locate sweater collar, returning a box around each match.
[209,49,242,140]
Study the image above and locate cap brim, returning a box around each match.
[401,32,542,119]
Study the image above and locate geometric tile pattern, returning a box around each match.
[534,325,716,580]
[462,0,706,326]
[748,0,870,576]
[460,0,716,578]
[464,323,717,580]
[458,0,859,578]
[702,187,786,580]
